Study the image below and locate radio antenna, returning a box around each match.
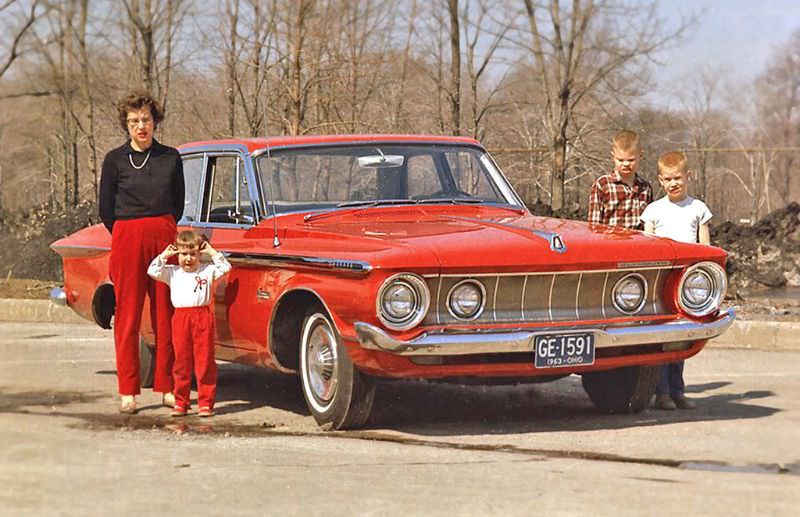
[266,144,281,248]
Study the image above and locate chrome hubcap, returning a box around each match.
[305,316,338,406]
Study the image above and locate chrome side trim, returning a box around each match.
[618,260,673,269]
[227,252,372,274]
[354,308,736,356]
[434,266,682,277]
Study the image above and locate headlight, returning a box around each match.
[377,273,430,330]
[678,261,727,317]
[612,273,647,314]
[447,279,486,320]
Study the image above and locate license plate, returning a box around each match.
[534,332,595,368]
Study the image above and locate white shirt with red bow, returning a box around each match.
[147,253,231,308]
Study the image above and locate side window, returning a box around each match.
[180,155,204,222]
[205,155,253,224]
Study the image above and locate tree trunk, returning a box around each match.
[447,0,460,135]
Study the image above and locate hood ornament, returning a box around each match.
[532,230,567,253]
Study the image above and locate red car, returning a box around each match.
[51,135,734,429]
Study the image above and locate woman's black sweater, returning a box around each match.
[99,139,185,232]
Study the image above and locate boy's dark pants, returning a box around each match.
[172,306,217,410]
[656,361,685,396]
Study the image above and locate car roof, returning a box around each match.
[178,134,482,154]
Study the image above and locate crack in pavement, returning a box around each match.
[10,407,797,478]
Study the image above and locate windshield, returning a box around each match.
[254,144,522,216]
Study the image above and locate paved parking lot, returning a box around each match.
[1,321,798,516]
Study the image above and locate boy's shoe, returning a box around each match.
[653,394,677,410]
[162,392,176,408]
[119,395,137,414]
[198,407,215,418]
[171,406,188,417]
[672,394,696,410]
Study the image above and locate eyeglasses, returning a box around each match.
[127,117,153,128]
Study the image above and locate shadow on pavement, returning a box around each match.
[363,376,779,436]
[0,386,105,413]
[2,361,778,439]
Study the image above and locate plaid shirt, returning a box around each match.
[588,172,653,229]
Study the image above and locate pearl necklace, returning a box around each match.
[128,150,151,170]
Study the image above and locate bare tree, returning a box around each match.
[676,67,729,201]
[446,0,461,135]
[0,0,44,80]
[326,0,395,133]
[389,0,418,131]
[757,29,800,207]
[279,0,315,135]
[518,0,691,210]
[461,0,511,140]
[120,0,188,109]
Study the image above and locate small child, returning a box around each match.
[147,230,231,417]
[588,129,653,229]
[641,151,712,410]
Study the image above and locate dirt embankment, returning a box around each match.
[711,202,800,295]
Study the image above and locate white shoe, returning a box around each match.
[162,392,175,408]
[119,395,137,414]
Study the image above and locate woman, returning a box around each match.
[99,93,185,414]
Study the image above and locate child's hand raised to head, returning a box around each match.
[160,243,179,260]
[200,240,219,257]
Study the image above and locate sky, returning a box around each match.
[644,0,800,108]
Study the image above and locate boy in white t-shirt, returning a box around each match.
[641,151,712,411]
[148,231,231,417]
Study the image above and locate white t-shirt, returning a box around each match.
[147,254,231,308]
[640,195,712,244]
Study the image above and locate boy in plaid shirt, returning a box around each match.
[588,130,653,229]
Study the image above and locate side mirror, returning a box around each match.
[227,208,254,225]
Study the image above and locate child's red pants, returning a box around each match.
[171,306,217,410]
[109,215,176,395]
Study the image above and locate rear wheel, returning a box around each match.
[581,365,658,413]
[299,307,375,430]
[139,336,155,389]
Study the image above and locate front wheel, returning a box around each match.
[581,365,659,413]
[299,308,375,430]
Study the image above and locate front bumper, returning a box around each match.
[355,308,735,356]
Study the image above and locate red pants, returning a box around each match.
[109,215,176,395]
[172,306,217,410]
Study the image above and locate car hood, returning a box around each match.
[267,206,699,273]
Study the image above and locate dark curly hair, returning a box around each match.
[117,92,164,132]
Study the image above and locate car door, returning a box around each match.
[179,147,265,361]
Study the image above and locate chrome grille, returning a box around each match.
[425,268,676,325]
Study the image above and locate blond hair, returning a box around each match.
[175,230,204,250]
[657,151,688,176]
[612,130,640,153]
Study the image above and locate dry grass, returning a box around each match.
[0,277,59,299]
